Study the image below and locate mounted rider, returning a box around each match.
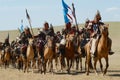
[2,34,10,49]
[42,22,51,37]
[19,26,32,45]
[88,10,114,57]
[1,34,10,60]
[18,26,33,58]
[55,31,63,43]
[42,22,56,42]
[87,10,104,57]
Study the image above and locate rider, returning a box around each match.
[19,26,33,58]
[89,10,114,57]
[56,31,63,43]
[42,22,51,36]
[49,24,55,37]
[2,36,10,49]
[1,34,10,60]
[62,22,72,36]
[88,10,104,57]
[19,26,32,45]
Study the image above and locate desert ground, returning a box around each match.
[0,22,120,80]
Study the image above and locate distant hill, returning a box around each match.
[0,22,120,43]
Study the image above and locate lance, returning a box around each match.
[25,9,34,36]
[72,3,79,31]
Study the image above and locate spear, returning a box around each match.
[72,3,79,31]
[25,9,34,36]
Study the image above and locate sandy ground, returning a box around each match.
[0,50,119,80]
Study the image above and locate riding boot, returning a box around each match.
[107,37,114,55]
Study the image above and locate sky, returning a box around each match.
[0,0,120,30]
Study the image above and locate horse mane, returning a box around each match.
[98,24,109,52]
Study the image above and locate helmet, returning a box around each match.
[85,18,90,23]
[94,10,101,20]
[66,22,71,29]
[44,21,49,29]
[24,26,29,31]
[56,31,60,34]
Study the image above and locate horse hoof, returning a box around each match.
[86,72,89,75]
[67,70,70,74]
[95,73,98,75]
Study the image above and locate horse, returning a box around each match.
[23,38,35,73]
[12,43,23,70]
[64,34,75,73]
[43,36,55,74]
[55,36,66,72]
[85,24,110,75]
[35,38,45,73]
[2,46,11,69]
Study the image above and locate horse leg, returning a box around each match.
[23,60,27,73]
[49,59,53,73]
[43,59,47,74]
[99,59,103,73]
[4,60,7,69]
[89,59,93,69]
[69,59,73,72]
[60,55,65,72]
[94,58,98,75]
[85,60,87,72]
[55,57,58,72]
[80,56,82,71]
[66,58,70,73]
[76,57,79,70]
[26,60,29,72]
[71,59,74,69]
[51,59,53,73]
[103,56,109,76]
[32,59,35,73]
[37,58,41,73]
[7,60,9,68]
[86,56,90,75]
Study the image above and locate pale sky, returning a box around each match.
[0,0,120,30]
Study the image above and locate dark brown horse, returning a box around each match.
[64,34,75,73]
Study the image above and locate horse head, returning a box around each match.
[46,36,54,48]
[66,34,75,48]
[28,38,34,46]
[5,46,11,53]
[100,24,109,37]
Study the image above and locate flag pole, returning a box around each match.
[25,9,34,36]
[18,28,21,34]
[72,3,79,31]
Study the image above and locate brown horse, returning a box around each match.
[3,46,11,69]
[64,34,75,73]
[23,38,35,73]
[43,36,55,74]
[85,24,110,75]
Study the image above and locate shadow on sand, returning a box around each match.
[107,70,120,77]
[53,70,86,75]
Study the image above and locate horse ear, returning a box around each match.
[105,24,109,29]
